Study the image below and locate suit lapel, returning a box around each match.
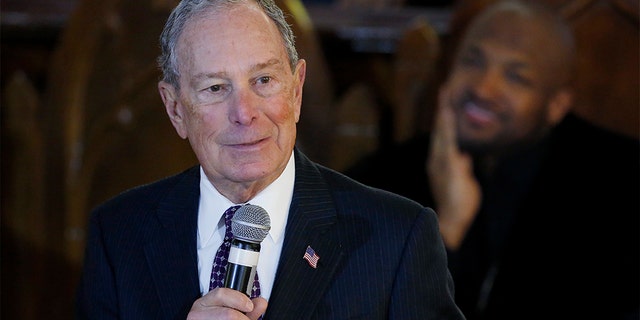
[136,154,347,318]
[265,150,346,320]
[144,167,202,318]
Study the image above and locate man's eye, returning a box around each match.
[507,71,532,86]
[208,84,222,93]
[459,54,482,68]
[256,76,271,85]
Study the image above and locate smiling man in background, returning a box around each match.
[347,1,639,318]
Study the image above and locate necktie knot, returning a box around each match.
[222,205,241,241]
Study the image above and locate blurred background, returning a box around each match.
[1,0,637,318]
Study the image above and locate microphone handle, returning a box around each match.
[224,240,261,297]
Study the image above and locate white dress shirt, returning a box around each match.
[197,152,295,300]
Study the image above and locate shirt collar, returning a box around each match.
[198,152,295,246]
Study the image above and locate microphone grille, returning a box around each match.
[231,204,271,243]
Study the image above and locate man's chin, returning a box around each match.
[457,138,495,156]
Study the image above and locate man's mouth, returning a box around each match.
[462,100,497,126]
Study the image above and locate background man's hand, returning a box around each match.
[427,86,482,250]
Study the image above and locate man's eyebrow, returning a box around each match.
[251,58,285,72]
[461,44,482,57]
[191,71,228,85]
[190,59,285,83]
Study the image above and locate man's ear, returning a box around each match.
[292,59,306,123]
[547,88,573,126]
[158,81,188,139]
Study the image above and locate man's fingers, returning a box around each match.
[246,297,268,320]
[198,288,254,312]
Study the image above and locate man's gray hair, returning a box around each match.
[157,0,299,89]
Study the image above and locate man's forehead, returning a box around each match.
[175,4,283,63]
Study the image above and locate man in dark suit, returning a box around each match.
[346,1,639,319]
[74,0,464,319]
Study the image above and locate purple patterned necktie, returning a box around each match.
[209,205,261,298]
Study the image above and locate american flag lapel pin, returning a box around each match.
[303,245,320,268]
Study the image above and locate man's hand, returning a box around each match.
[187,288,268,320]
[427,86,481,251]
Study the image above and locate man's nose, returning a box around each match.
[229,87,259,125]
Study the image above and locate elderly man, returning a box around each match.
[74,0,464,319]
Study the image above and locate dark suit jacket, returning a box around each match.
[75,148,464,319]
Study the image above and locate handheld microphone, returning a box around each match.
[225,204,271,297]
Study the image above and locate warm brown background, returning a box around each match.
[2,0,637,318]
